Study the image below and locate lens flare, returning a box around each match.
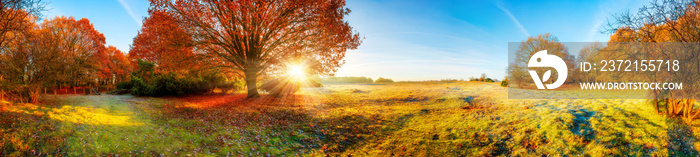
[288,64,306,81]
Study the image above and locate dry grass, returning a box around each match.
[1,82,699,156]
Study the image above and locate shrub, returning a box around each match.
[308,79,323,87]
[116,81,133,90]
[128,60,238,96]
[130,75,155,96]
[375,77,394,83]
[485,78,494,82]
[501,78,508,87]
[130,73,225,96]
[217,81,237,94]
[210,77,241,94]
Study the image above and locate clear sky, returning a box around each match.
[44,0,652,81]
[45,0,149,54]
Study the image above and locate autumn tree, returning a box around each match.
[37,16,106,87]
[0,13,39,102]
[0,16,106,102]
[129,8,238,96]
[606,0,700,122]
[0,0,45,48]
[97,46,132,85]
[508,33,574,88]
[573,42,603,82]
[151,0,362,98]
[0,0,44,101]
[129,9,204,75]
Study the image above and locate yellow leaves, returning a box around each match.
[5,103,40,114]
[47,106,143,126]
[5,104,143,126]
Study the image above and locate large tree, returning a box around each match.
[508,33,574,88]
[129,9,204,75]
[37,16,106,86]
[605,0,700,122]
[0,0,44,48]
[0,16,106,102]
[573,42,603,83]
[151,0,362,98]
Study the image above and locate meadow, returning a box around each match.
[1,81,698,156]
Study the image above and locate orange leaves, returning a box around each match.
[40,16,106,50]
[150,0,362,97]
[1,15,111,102]
[129,9,202,75]
[36,16,107,83]
[96,46,132,84]
[608,1,700,43]
[0,0,44,48]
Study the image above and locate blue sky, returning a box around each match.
[45,0,651,81]
[45,0,149,54]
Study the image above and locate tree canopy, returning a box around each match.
[507,33,574,88]
[149,0,362,98]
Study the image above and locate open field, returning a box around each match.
[1,82,699,156]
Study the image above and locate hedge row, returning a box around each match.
[117,59,238,96]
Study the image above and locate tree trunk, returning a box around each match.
[245,68,260,98]
[667,99,672,115]
[654,99,659,113]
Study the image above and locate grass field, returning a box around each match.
[1,81,700,156]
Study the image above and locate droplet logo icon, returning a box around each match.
[528,50,567,89]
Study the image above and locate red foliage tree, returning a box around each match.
[0,16,107,102]
[97,46,132,85]
[151,0,362,98]
[0,0,44,48]
[36,16,106,85]
[129,9,202,75]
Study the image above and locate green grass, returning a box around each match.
[2,82,700,156]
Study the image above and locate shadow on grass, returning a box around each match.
[591,106,667,155]
[667,120,699,156]
[1,95,153,156]
[149,93,387,155]
[0,110,71,156]
[569,109,595,144]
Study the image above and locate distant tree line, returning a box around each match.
[469,73,495,82]
[318,76,396,84]
[374,77,394,83]
[0,0,133,103]
[321,76,374,84]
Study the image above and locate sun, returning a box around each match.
[288,64,306,80]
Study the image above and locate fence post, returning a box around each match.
[74,87,76,94]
